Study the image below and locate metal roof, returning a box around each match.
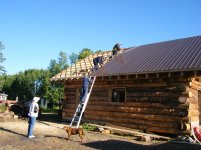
[91,35,201,76]
[51,35,201,81]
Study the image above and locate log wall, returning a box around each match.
[191,78,201,125]
[62,76,201,135]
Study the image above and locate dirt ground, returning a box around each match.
[0,113,201,150]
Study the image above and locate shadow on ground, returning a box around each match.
[0,127,26,137]
[83,139,201,150]
[38,113,63,123]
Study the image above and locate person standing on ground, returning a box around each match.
[80,73,92,103]
[27,97,40,138]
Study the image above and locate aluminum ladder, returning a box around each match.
[70,76,96,128]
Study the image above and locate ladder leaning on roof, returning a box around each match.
[70,76,96,128]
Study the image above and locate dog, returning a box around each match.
[63,126,85,143]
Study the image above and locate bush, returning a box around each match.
[82,123,98,131]
[40,107,59,113]
[0,104,6,113]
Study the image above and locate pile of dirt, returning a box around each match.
[0,111,19,122]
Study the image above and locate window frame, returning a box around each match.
[110,87,126,103]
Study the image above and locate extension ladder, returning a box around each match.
[70,76,96,128]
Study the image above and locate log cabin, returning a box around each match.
[51,35,201,135]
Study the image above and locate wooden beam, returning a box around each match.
[87,123,170,140]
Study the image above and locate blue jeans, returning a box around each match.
[81,87,88,102]
[27,116,36,137]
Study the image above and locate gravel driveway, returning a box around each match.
[0,114,201,150]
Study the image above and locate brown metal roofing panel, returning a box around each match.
[162,37,196,70]
[171,38,197,70]
[92,35,201,76]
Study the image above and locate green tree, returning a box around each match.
[95,50,103,54]
[2,69,49,103]
[78,48,93,60]
[0,41,6,75]
[69,52,78,65]
[46,51,69,107]
[48,51,69,77]
[58,51,68,70]
[0,74,7,92]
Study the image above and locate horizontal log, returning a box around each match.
[85,110,189,123]
[85,105,188,116]
[89,97,109,101]
[62,112,74,118]
[66,95,76,99]
[192,80,201,87]
[91,93,108,97]
[88,101,192,110]
[191,84,201,90]
[84,115,178,129]
[65,99,76,104]
[62,108,75,113]
[126,91,191,98]
[64,88,76,92]
[63,103,76,109]
[64,78,190,86]
[112,122,191,135]
[126,97,179,103]
[126,85,189,92]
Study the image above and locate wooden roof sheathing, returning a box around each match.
[50,49,126,81]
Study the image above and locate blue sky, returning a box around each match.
[0,0,201,75]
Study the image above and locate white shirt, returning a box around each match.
[28,101,39,117]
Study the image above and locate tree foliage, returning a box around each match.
[46,51,69,105]
[48,51,69,77]
[78,48,93,60]
[1,47,96,108]
[2,69,49,103]
[0,41,6,75]
[95,50,103,54]
[69,52,79,65]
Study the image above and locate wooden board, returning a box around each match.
[87,123,171,140]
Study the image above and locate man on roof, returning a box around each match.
[111,42,122,57]
[92,56,106,71]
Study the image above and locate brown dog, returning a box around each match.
[63,126,85,143]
